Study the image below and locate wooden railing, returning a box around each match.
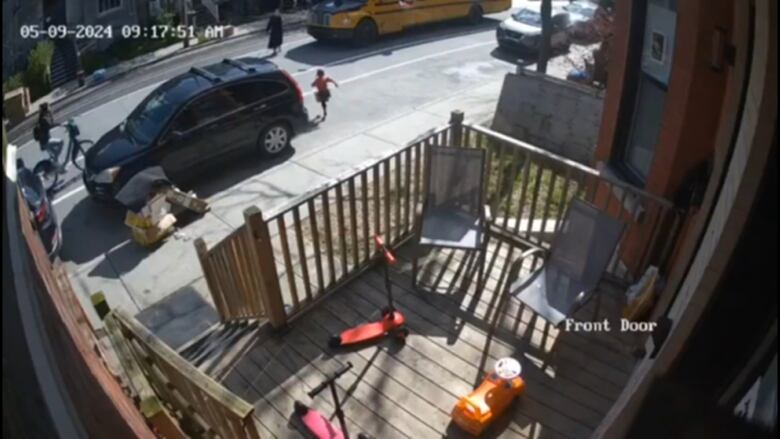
[195,207,285,327]
[198,111,681,330]
[108,308,260,438]
[263,129,440,321]
[458,121,682,283]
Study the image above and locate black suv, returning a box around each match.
[83,57,309,202]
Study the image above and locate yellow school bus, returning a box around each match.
[307,0,511,46]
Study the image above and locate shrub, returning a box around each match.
[24,41,55,101]
[2,73,24,94]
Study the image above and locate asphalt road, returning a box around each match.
[14,15,549,279]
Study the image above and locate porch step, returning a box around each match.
[178,321,261,380]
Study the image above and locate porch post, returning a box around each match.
[244,207,287,329]
[450,110,464,147]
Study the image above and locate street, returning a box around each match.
[14,14,577,333]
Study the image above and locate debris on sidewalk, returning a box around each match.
[123,172,209,246]
[125,191,178,247]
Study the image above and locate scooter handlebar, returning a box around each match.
[308,362,353,398]
[374,235,396,265]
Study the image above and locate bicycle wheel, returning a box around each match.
[33,159,60,193]
[70,139,94,171]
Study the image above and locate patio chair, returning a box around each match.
[507,199,625,327]
[412,145,490,291]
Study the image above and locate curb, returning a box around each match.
[7,15,310,143]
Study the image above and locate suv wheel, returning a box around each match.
[259,122,291,156]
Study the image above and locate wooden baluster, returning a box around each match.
[335,183,348,280]
[361,170,370,262]
[292,206,312,303]
[404,147,413,236]
[276,214,299,310]
[321,191,336,286]
[307,199,325,294]
[348,177,360,270]
[384,159,392,243]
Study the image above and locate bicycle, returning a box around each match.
[33,119,94,193]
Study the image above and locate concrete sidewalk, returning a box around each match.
[66,78,502,339]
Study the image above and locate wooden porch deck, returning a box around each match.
[219,237,639,439]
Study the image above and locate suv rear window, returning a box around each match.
[226,81,288,107]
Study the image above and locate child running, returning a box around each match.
[312,69,339,121]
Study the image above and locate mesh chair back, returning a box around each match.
[548,199,625,291]
[425,146,486,218]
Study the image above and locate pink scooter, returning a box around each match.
[294,362,371,439]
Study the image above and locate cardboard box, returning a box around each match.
[130,214,177,246]
[141,193,172,224]
[164,188,209,214]
[124,210,154,228]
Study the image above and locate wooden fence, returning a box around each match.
[196,111,682,330]
[14,189,154,437]
[108,308,260,438]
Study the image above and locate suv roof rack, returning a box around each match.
[190,66,222,83]
[222,58,257,73]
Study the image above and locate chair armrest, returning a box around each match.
[519,247,546,261]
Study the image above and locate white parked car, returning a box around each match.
[496,1,598,55]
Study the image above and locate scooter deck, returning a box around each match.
[295,401,345,439]
[332,311,406,347]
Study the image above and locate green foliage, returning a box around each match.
[24,41,55,101]
[2,73,24,94]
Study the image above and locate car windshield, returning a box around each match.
[125,75,210,145]
[512,8,542,27]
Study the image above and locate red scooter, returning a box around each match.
[294,362,371,439]
[329,235,409,348]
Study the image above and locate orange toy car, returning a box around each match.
[451,358,525,436]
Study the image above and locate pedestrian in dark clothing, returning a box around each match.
[267,11,283,55]
[34,103,54,151]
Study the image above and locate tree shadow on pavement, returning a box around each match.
[285,18,502,68]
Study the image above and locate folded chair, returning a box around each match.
[507,199,625,327]
[412,145,490,291]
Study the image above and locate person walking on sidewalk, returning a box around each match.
[312,69,339,121]
[266,11,283,56]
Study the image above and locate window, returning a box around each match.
[171,107,200,133]
[226,81,288,107]
[98,0,121,14]
[189,89,242,125]
[613,0,677,185]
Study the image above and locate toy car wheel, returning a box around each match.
[328,335,342,348]
[396,327,410,341]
